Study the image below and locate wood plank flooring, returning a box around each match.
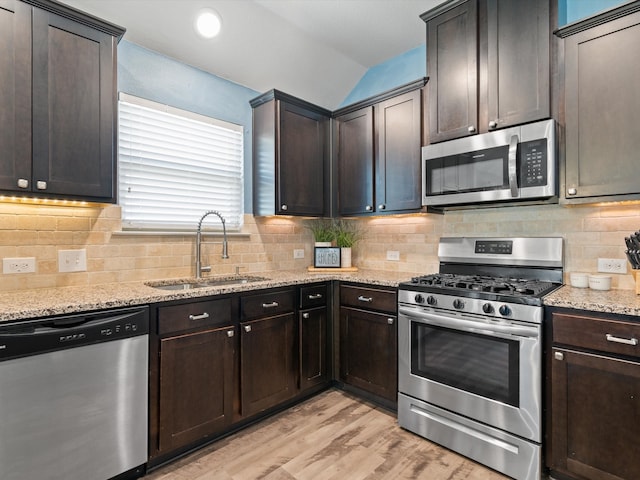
[143,389,509,480]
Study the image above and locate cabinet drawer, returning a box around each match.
[300,284,328,309]
[158,298,232,335]
[553,312,640,358]
[241,289,295,320]
[340,284,397,313]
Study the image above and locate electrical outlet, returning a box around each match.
[293,249,305,259]
[597,258,627,274]
[386,250,400,261]
[58,249,87,273]
[3,257,36,274]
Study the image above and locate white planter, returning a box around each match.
[340,247,352,268]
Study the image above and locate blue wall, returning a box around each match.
[339,45,426,107]
[560,0,627,25]
[117,41,259,213]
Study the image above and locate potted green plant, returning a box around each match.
[305,219,335,246]
[332,219,362,268]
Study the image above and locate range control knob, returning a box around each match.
[414,294,425,304]
[482,303,494,314]
[427,295,437,306]
[499,305,512,316]
[453,299,465,310]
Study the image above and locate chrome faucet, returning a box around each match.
[195,210,229,279]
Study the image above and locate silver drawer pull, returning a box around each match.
[606,333,638,346]
[308,293,323,300]
[302,313,310,319]
[188,312,210,321]
[358,296,373,303]
[244,325,252,333]
[227,330,234,338]
[387,318,394,325]
[262,302,279,308]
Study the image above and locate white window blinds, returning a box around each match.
[118,93,244,230]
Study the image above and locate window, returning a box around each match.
[118,93,244,230]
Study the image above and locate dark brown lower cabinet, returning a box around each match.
[240,313,297,417]
[300,306,328,391]
[158,325,235,453]
[548,309,640,480]
[339,283,397,407]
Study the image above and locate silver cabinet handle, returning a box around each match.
[567,188,577,196]
[387,318,394,325]
[308,293,323,300]
[244,325,252,333]
[36,180,47,190]
[489,120,498,129]
[468,125,476,133]
[606,333,638,346]
[262,302,279,308]
[378,204,386,210]
[281,204,288,211]
[17,178,29,189]
[302,313,310,319]
[358,295,373,303]
[365,205,373,211]
[188,312,210,321]
[227,330,234,338]
[554,351,564,361]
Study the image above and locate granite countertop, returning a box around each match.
[543,285,640,317]
[0,269,411,323]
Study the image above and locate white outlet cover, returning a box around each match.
[387,250,400,261]
[293,249,305,259]
[58,249,87,273]
[3,257,36,274]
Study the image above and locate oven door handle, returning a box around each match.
[398,306,538,338]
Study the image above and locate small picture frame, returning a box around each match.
[314,247,341,268]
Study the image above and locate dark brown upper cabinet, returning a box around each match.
[0,0,124,202]
[251,90,331,217]
[556,2,640,204]
[334,80,426,216]
[422,0,551,143]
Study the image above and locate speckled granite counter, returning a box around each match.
[544,285,640,317]
[0,269,412,322]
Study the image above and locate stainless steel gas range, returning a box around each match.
[397,237,563,480]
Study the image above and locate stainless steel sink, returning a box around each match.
[147,276,269,291]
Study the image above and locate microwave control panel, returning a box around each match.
[519,139,547,187]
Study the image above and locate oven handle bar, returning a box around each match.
[398,306,538,338]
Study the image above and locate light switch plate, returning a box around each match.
[387,250,400,261]
[58,249,87,272]
[293,249,305,259]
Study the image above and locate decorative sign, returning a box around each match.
[314,247,341,268]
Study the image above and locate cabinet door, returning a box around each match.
[240,313,297,417]
[337,106,374,215]
[300,306,328,391]
[563,11,640,201]
[427,0,478,143]
[484,0,549,130]
[340,307,397,402]
[375,89,422,212]
[158,326,236,453]
[32,7,116,200]
[550,348,640,480]
[0,0,31,192]
[278,101,328,216]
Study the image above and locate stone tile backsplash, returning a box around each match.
[0,202,639,292]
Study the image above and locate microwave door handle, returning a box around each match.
[508,134,519,197]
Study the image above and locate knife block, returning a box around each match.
[636,271,640,295]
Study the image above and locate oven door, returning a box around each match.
[398,304,541,442]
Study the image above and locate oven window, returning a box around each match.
[426,145,509,195]
[411,323,519,407]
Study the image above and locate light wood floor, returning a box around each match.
[144,389,509,480]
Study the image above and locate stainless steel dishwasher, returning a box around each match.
[0,306,149,480]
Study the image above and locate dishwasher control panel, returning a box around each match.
[0,306,149,361]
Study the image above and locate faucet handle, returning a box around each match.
[201,265,212,273]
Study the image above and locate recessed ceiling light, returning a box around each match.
[195,9,222,39]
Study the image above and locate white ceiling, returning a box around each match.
[57,0,442,109]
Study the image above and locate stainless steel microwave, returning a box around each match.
[422,119,556,208]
